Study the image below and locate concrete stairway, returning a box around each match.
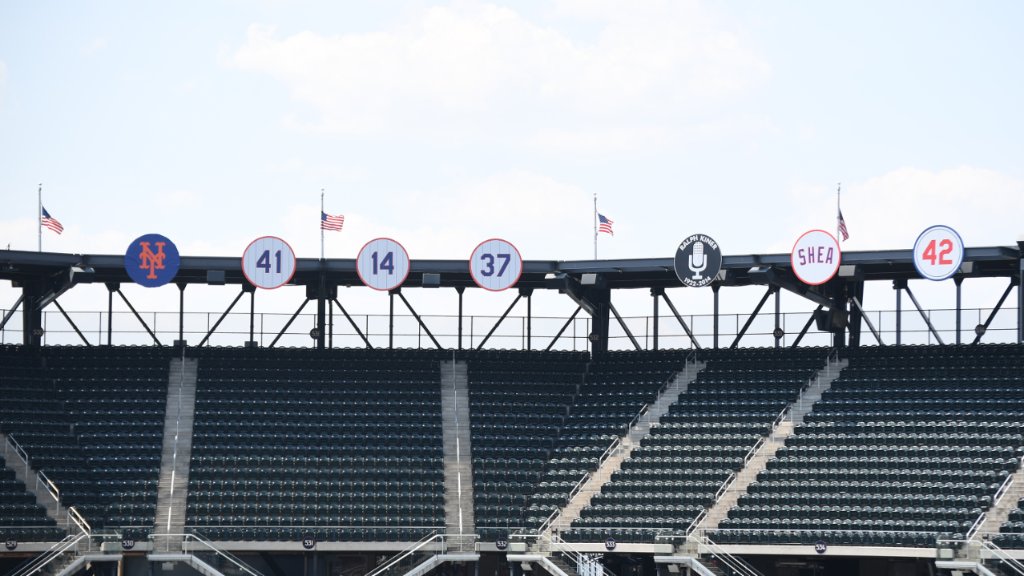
[152,356,199,551]
[0,431,74,532]
[440,360,475,551]
[694,357,848,534]
[972,459,1024,540]
[544,360,706,535]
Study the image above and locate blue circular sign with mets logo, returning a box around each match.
[124,234,181,287]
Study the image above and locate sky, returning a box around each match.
[1,1,1022,348]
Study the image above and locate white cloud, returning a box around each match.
[228,1,769,149]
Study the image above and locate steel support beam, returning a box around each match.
[116,289,162,346]
[609,301,641,351]
[904,283,945,345]
[0,295,23,334]
[730,286,775,349]
[712,285,720,349]
[972,278,1017,345]
[268,298,311,348]
[198,289,247,347]
[660,291,700,349]
[791,304,823,348]
[333,298,372,349]
[476,294,522,350]
[546,306,583,352]
[456,287,465,350]
[396,292,442,350]
[850,296,883,346]
[53,299,90,346]
[955,277,963,345]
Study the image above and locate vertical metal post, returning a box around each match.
[249,289,256,344]
[177,283,185,344]
[328,298,333,349]
[712,285,720,349]
[651,288,661,351]
[1018,249,1024,343]
[955,277,963,345]
[894,280,904,346]
[774,287,781,348]
[389,290,395,349]
[456,287,465,350]
[106,282,117,346]
[526,291,532,350]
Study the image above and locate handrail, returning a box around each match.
[689,532,763,576]
[6,433,31,469]
[363,532,436,576]
[7,532,87,576]
[966,513,988,542]
[980,539,1024,575]
[180,530,265,576]
[549,533,618,576]
[363,532,478,576]
[993,475,1015,508]
[68,506,92,535]
[38,469,61,504]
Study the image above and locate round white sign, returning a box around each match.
[913,225,964,281]
[242,236,297,290]
[357,238,411,291]
[469,238,523,291]
[791,229,841,286]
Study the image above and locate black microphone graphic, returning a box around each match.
[689,241,707,280]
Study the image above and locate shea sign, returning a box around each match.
[791,229,841,286]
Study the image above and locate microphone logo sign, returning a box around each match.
[674,234,722,288]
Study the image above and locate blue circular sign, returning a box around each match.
[125,234,181,287]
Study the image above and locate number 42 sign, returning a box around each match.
[913,225,964,281]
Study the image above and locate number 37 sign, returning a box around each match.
[913,225,964,281]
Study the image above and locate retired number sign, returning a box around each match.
[913,225,964,281]
[357,238,411,291]
[469,238,523,291]
[791,229,841,286]
[242,236,297,289]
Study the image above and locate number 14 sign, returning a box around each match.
[913,225,964,281]
[357,238,411,291]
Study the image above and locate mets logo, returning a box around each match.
[124,233,180,287]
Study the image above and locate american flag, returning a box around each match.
[598,213,614,236]
[837,209,849,242]
[41,206,64,234]
[321,211,345,231]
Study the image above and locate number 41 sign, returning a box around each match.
[242,236,297,289]
[913,225,964,281]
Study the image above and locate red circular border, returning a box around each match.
[468,238,524,292]
[790,229,841,286]
[356,237,411,291]
[241,235,297,290]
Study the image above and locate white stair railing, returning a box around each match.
[548,533,618,576]
[981,539,1024,575]
[6,532,88,576]
[688,531,764,576]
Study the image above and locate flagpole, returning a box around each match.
[320,188,325,260]
[836,183,841,241]
[593,193,598,260]
[38,183,42,252]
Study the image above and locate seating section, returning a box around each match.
[466,350,588,540]
[0,345,168,539]
[186,348,447,542]
[0,455,63,543]
[715,344,1024,547]
[527,351,690,528]
[3,342,1023,549]
[565,347,827,543]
